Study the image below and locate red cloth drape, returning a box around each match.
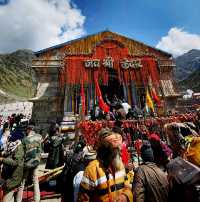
[59,41,161,87]
[121,143,130,165]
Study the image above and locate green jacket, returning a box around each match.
[45,134,67,169]
[2,142,24,192]
[22,131,42,169]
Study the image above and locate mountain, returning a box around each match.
[0,49,37,102]
[179,68,200,92]
[175,49,200,81]
[174,49,200,92]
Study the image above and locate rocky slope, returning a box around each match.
[0,49,37,102]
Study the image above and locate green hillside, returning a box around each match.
[0,49,37,101]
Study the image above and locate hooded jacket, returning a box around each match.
[78,159,133,202]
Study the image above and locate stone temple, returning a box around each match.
[31,30,179,129]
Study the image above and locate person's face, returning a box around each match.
[26,128,31,135]
[103,132,122,149]
[106,114,110,120]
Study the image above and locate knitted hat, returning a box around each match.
[141,141,154,162]
[98,127,112,139]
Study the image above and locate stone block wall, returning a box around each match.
[31,58,64,131]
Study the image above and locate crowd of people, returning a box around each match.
[0,119,42,202]
[62,116,200,202]
[89,94,177,121]
[90,94,143,121]
[0,109,200,202]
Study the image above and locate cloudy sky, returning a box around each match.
[0,0,200,57]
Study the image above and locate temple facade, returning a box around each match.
[31,30,179,127]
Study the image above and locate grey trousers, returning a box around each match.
[3,190,16,202]
[16,167,40,202]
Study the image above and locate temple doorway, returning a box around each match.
[101,69,124,103]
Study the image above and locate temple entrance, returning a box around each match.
[101,69,124,103]
[100,69,146,109]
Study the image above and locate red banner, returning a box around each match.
[59,40,160,87]
[95,78,110,113]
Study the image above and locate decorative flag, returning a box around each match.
[151,88,161,107]
[94,79,110,113]
[145,103,150,113]
[146,88,154,112]
[148,77,161,107]
[81,80,86,115]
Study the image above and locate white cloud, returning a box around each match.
[156,27,200,57]
[0,0,86,53]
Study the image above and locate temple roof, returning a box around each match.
[35,30,172,59]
